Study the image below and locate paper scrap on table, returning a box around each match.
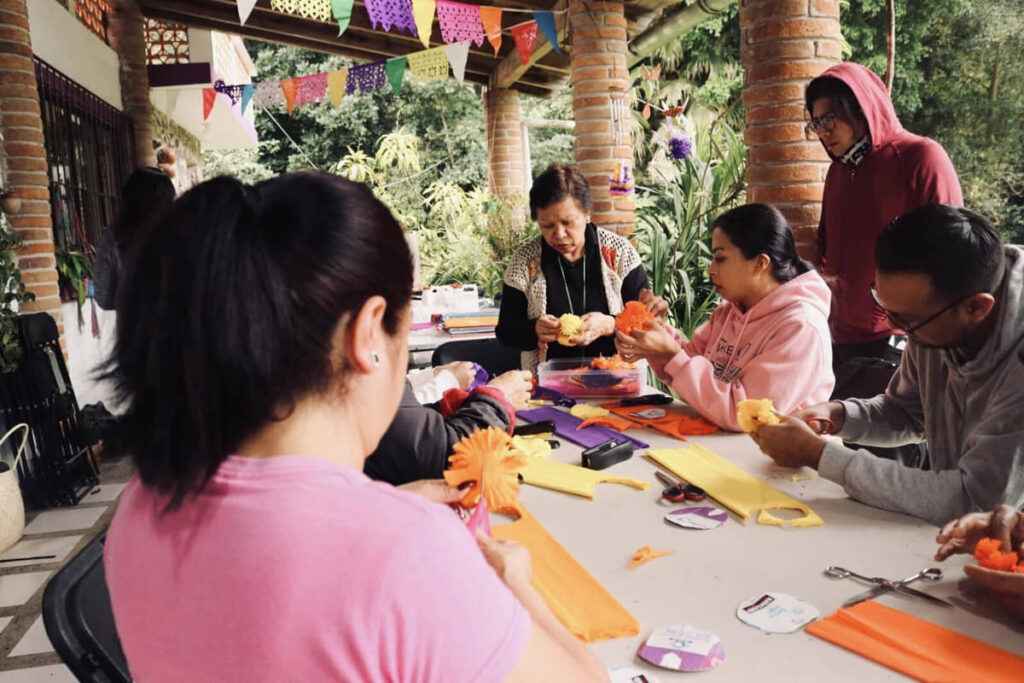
[511,435,551,459]
[608,666,662,683]
[736,592,819,634]
[570,403,610,420]
[629,545,674,568]
[646,444,825,527]
[665,506,728,530]
[638,624,726,672]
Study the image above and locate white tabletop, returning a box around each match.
[510,414,1024,681]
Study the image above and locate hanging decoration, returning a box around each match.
[240,84,256,113]
[412,0,436,48]
[436,0,485,47]
[365,0,418,35]
[332,0,354,35]
[347,61,388,93]
[270,0,331,21]
[202,88,217,120]
[510,21,537,65]
[444,41,470,84]
[253,80,285,108]
[385,57,407,94]
[533,11,560,54]
[327,69,348,106]
[479,6,502,56]
[295,73,328,108]
[213,79,244,106]
[237,0,258,25]
[280,77,299,113]
[406,46,449,83]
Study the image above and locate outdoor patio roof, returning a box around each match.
[136,0,672,97]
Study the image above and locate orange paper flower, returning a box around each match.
[616,301,655,335]
[974,537,1023,572]
[444,428,528,511]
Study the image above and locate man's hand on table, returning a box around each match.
[751,415,828,469]
[935,504,1024,620]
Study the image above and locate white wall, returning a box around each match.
[26,0,122,110]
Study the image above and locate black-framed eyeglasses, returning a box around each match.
[805,113,839,136]
[869,283,976,335]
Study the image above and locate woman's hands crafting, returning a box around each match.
[615,321,682,363]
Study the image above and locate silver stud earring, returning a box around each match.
[371,351,381,367]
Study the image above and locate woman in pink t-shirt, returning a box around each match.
[103,172,605,682]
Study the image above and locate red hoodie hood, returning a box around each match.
[815,63,903,157]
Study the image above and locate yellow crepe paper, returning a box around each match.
[511,435,552,459]
[646,444,824,528]
[737,398,781,432]
[570,404,610,420]
[519,458,650,499]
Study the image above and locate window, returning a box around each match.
[74,0,111,44]
[145,19,191,65]
[35,58,134,263]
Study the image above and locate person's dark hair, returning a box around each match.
[805,76,865,125]
[529,164,593,220]
[713,204,811,283]
[104,172,413,509]
[876,204,1004,299]
[111,167,176,248]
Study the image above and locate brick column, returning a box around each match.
[0,0,63,330]
[569,0,634,235]
[108,0,155,166]
[483,87,526,199]
[740,0,842,258]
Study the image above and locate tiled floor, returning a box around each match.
[0,460,130,681]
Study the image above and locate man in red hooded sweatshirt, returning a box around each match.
[806,63,963,372]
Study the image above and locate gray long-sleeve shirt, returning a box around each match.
[819,246,1024,526]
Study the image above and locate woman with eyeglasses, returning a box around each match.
[805,63,962,374]
[615,204,834,431]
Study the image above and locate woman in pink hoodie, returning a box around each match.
[617,204,834,431]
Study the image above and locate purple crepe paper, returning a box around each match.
[516,406,649,449]
[467,362,489,391]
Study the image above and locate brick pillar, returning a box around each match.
[569,0,634,235]
[483,87,526,199]
[740,0,842,258]
[0,0,63,330]
[108,0,155,166]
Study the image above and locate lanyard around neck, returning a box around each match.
[557,253,586,315]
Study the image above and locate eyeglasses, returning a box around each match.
[869,283,976,335]
[805,113,839,136]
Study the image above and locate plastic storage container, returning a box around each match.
[537,357,647,399]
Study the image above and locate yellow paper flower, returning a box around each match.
[736,398,781,433]
[557,314,583,346]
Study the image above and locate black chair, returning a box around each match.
[43,530,132,683]
[431,339,522,377]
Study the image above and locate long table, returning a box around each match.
[511,415,1024,680]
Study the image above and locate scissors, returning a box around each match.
[825,566,953,608]
[654,471,706,503]
[771,409,836,436]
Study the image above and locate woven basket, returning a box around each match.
[0,424,29,554]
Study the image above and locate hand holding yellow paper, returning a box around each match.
[737,398,781,432]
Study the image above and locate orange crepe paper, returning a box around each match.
[280,77,298,113]
[479,6,502,56]
[616,300,655,335]
[806,600,1024,682]
[602,403,719,441]
[493,503,640,642]
[974,537,1024,573]
[629,546,674,568]
[591,354,637,370]
[444,428,527,510]
[577,415,637,432]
